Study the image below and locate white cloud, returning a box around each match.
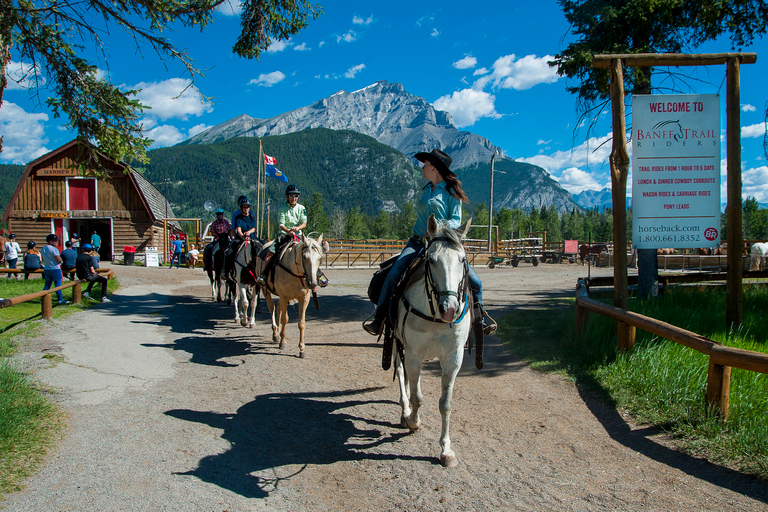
[248,71,286,87]
[267,40,292,53]
[132,78,213,121]
[345,64,365,79]
[537,139,552,145]
[742,104,757,112]
[473,67,489,76]
[453,56,477,70]
[337,31,356,43]
[319,41,325,48]
[4,61,41,90]
[433,89,500,127]
[188,124,211,138]
[431,28,440,37]
[353,15,373,25]
[294,42,309,51]
[742,165,768,202]
[0,101,50,164]
[146,124,186,148]
[475,54,559,91]
[742,123,766,138]
[217,0,242,15]
[556,167,610,195]
[518,132,614,174]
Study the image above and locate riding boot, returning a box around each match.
[317,269,329,287]
[363,306,386,336]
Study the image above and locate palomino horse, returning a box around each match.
[203,234,231,303]
[749,242,768,271]
[392,214,473,467]
[231,239,263,328]
[256,233,325,358]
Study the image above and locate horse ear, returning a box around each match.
[458,216,472,238]
[427,214,438,237]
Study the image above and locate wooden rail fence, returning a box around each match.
[0,268,113,321]
[575,278,768,419]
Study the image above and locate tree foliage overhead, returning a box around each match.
[550,0,768,131]
[0,0,322,167]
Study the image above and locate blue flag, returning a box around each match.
[266,164,288,182]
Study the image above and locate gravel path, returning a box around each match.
[2,261,767,511]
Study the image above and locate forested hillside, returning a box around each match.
[141,129,423,219]
[0,164,25,214]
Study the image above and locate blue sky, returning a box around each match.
[2,0,767,203]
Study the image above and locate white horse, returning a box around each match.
[749,242,768,271]
[392,214,473,467]
[231,239,263,328]
[257,233,325,358]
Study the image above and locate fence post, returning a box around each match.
[575,279,589,335]
[42,294,53,320]
[617,322,636,352]
[73,281,82,304]
[706,358,731,419]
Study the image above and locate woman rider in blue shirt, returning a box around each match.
[363,149,496,336]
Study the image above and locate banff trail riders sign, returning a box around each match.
[632,94,721,249]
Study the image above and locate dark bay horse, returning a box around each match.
[203,233,231,303]
[579,243,607,265]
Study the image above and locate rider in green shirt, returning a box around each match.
[257,184,328,287]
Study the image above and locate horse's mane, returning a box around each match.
[429,222,465,251]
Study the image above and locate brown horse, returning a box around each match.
[579,243,607,264]
[256,234,325,358]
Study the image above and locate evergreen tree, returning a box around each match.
[345,206,370,239]
[395,203,417,240]
[306,192,330,236]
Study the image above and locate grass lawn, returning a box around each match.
[0,273,119,495]
[498,283,768,481]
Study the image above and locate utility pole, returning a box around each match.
[488,151,504,252]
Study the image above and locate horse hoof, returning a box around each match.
[240,319,247,327]
[279,342,287,351]
[440,454,459,468]
[299,351,307,359]
[247,323,254,329]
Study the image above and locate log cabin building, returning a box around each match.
[1,140,178,261]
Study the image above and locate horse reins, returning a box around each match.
[400,236,470,328]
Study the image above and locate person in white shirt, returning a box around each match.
[186,244,200,267]
[4,233,21,279]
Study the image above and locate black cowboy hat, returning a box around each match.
[415,149,453,176]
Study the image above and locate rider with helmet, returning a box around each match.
[256,184,308,286]
[224,196,258,279]
[210,207,231,243]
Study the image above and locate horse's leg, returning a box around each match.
[265,293,280,344]
[239,285,251,327]
[296,293,310,358]
[437,354,463,468]
[404,353,423,432]
[394,352,411,427]
[207,269,216,301]
[278,299,289,351]
[246,284,257,328]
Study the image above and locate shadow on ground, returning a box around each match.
[166,387,434,498]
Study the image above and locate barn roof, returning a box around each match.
[2,140,179,228]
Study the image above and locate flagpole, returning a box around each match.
[257,139,263,238]
[259,142,266,238]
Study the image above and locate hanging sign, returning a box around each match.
[40,212,68,218]
[632,94,721,249]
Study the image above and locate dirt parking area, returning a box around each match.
[3,261,767,511]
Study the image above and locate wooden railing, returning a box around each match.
[574,277,768,418]
[0,269,113,320]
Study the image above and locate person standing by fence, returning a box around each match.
[41,234,68,305]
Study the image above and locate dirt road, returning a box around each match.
[3,262,767,511]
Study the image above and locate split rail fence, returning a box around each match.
[0,268,113,321]
[574,277,768,418]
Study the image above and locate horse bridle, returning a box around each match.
[423,236,470,325]
[274,237,321,289]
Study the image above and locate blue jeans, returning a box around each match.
[170,251,181,268]
[375,238,484,319]
[6,258,17,278]
[43,269,64,302]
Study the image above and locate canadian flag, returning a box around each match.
[264,154,277,166]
